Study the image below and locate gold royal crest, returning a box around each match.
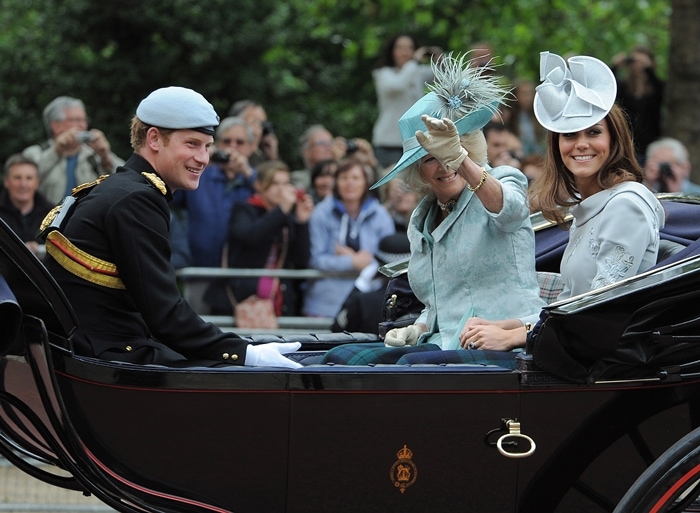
[390,444,417,494]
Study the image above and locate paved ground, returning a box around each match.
[0,459,112,512]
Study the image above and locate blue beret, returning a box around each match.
[136,86,220,135]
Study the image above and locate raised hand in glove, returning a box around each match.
[415,115,468,171]
[384,325,425,347]
[244,342,302,369]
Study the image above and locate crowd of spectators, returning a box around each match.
[0,40,695,336]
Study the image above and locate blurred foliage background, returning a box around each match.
[0,0,684,171]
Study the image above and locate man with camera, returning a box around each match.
[171,116,257,268]
[611,46,664,161]
[22,96,124,206]
[228,99,279,167]
[484,122,525,169]
[643,137,700,195]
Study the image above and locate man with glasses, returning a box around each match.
[171,116,258,268]
[228,99,279,166]
[643,137,700,194]
[292,124,378,191]
[23,96,124,205]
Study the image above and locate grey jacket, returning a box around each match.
[23,140,124,205]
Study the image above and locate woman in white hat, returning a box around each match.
[461,52,665,352]
[370,53,546,357]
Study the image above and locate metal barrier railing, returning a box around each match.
[175,267,359,333]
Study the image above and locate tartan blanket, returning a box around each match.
[320,342,518,369]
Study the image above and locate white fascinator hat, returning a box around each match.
[533,51,617,134]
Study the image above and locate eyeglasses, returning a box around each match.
[309,140,333,148]
[63,117,89,124]
[221,138,248,146]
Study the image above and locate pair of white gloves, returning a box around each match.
[384,325,425,347]
[245,332,424,359]
[244,332,424,364]
[382,115,466,349]
[245,342,302,369]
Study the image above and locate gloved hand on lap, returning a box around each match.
[415,115,468,170]
[245,342,302,369]
[384,325,424,347]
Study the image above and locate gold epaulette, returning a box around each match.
[142,172,167,195]
[40,203,63,233]
[71,174,110,196]
[45,231,125,289]
[40,175,110,233]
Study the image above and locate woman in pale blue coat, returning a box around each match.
[370,53,545,351]
[461,52,664,351]
[404,157,545,349]
[304,158,395,317]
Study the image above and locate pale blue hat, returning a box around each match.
[136,86,220,135]
[371,53,508,190]
[533,51,616,134]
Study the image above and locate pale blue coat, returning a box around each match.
[407,166,546,350]
[304,195,395,317]
[559,181,665,299]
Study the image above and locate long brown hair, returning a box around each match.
[530,104,643,226]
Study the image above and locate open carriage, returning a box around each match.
[3,194,700,513]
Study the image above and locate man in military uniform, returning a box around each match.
[42,86,300,368]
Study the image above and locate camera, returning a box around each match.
[76,131,93,143]
[210,150,230,164]
[262,121,275,137]
[508,150,522,161]
[345,139,359,155]
[659,162,674,179]
[296,189,306,201]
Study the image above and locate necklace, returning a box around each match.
[436,199,457,213]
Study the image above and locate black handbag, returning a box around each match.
[378,273,425,339]
[530,257,700,383]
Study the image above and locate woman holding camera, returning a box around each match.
[304,158,395,318]
[205,160,314,317]
[611,45,664,163]
[371,34,442,169]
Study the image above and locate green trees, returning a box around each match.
[665,0,700,176]
[0,0,681,171]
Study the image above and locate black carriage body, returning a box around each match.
[3,196,700,513]
[49,355,700,513]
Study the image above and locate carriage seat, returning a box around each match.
[0,275,22,357]
[657,239,685,264]
[537,271,564,304]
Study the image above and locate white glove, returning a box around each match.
[244,342,302,369]
[384,325,424,347]
[415,115,468,170]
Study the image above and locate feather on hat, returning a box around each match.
[371,52,509,190]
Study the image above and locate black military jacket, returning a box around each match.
[44,153,248,367]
